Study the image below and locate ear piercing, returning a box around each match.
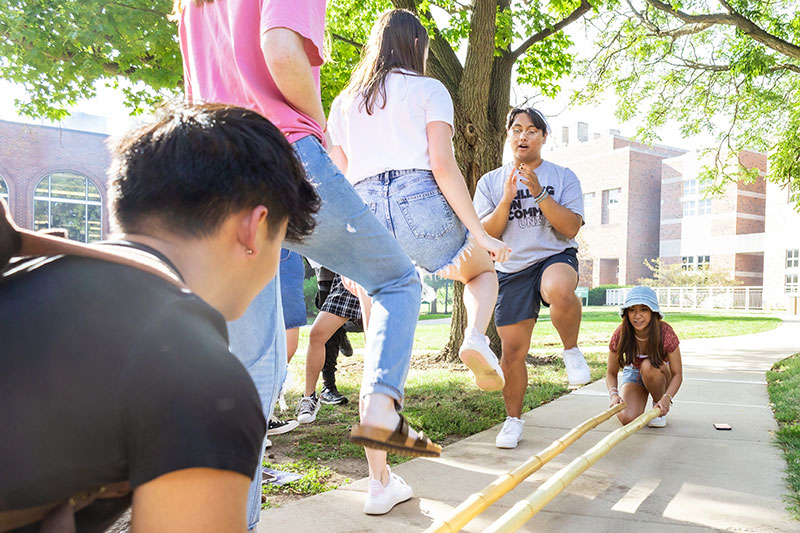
[246,249,254,255]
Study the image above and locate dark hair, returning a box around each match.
[110,103,318,242]
[617,309,666,368]
[344,9,429,115]
[506,107,550,134]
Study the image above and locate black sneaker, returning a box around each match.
[319,386,349,405]
[267,417,299,436]
[339,333,354,357]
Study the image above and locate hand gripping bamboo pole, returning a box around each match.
[424,403,627,533]
[484,406,662,533]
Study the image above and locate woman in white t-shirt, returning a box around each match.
[329,8,509,391]
[328,9,510,514]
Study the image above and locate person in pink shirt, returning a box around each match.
[176,0,434,524]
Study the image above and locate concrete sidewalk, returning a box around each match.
[260,317,800,532]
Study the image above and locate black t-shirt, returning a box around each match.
[0,252,266,532]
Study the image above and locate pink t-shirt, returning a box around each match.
[179,0,326,144]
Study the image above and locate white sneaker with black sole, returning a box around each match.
[562,346,591,387]
[364,466,413,515]
[296,394,321,424]
[495,416,525,449]
[459,329,505,391]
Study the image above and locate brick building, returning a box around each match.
[545,131,685,287]
[659,150,768,285]
[542,121,797,310]
[0,119,112,242]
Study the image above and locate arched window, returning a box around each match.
[0,176,8,205]
[33,172,102,242]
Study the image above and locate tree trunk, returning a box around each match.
[437,4,513,362]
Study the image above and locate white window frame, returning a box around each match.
[33,172,102,243]
[683,178,697,197]
[682,200,696,218]
[786,274,799,295]
[583,192,595,212]
[787,249,800,269]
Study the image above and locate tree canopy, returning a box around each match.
[577,0,800,203]
[0,0,181,119]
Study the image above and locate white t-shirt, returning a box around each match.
[473,161,584,274]
[328,70,454,184]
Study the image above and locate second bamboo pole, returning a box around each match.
[425,402,626,533]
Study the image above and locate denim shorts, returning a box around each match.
[354,169,469,275]
[619,360,669,391]
[495,248,578,326]
[620,365,645,389]
[279,249,307,329]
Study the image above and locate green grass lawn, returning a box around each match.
[298,306,781,353]
[767,353,800,520]
[265,308,781,506]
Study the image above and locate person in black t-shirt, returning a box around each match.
[0,103,318,533]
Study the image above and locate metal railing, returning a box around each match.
[606,286,763,311]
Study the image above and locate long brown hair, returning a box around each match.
[343,9,429,115]
[617,310,666,368]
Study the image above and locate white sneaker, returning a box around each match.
[265,438,273,449]
[459,330,505,391]
[364,466,413,515]
[648,415,667,428]
[495,416,525,449]
[296,394,320,424]
[562,347,591,386]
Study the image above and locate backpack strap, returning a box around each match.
[1,199,186,290]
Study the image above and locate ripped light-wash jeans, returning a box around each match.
[227,135,421,530]
[354,169,469,276]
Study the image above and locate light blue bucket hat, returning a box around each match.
[620,286,664,319]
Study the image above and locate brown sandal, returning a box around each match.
[350,414,442,458]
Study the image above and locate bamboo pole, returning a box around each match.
[424,403,626,533]
[483,406,662,533]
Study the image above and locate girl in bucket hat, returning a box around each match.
[605,286,683,428]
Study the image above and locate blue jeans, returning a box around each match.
[279,249,307,329]
[227,276,287,530]
[354,169,469,275]
[227,135,421,530]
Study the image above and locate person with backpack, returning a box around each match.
[0,103,317,532]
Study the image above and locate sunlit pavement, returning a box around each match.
[260,316,800,532]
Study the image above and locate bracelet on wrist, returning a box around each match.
[533,188,549,204]
[664,393,673,404]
